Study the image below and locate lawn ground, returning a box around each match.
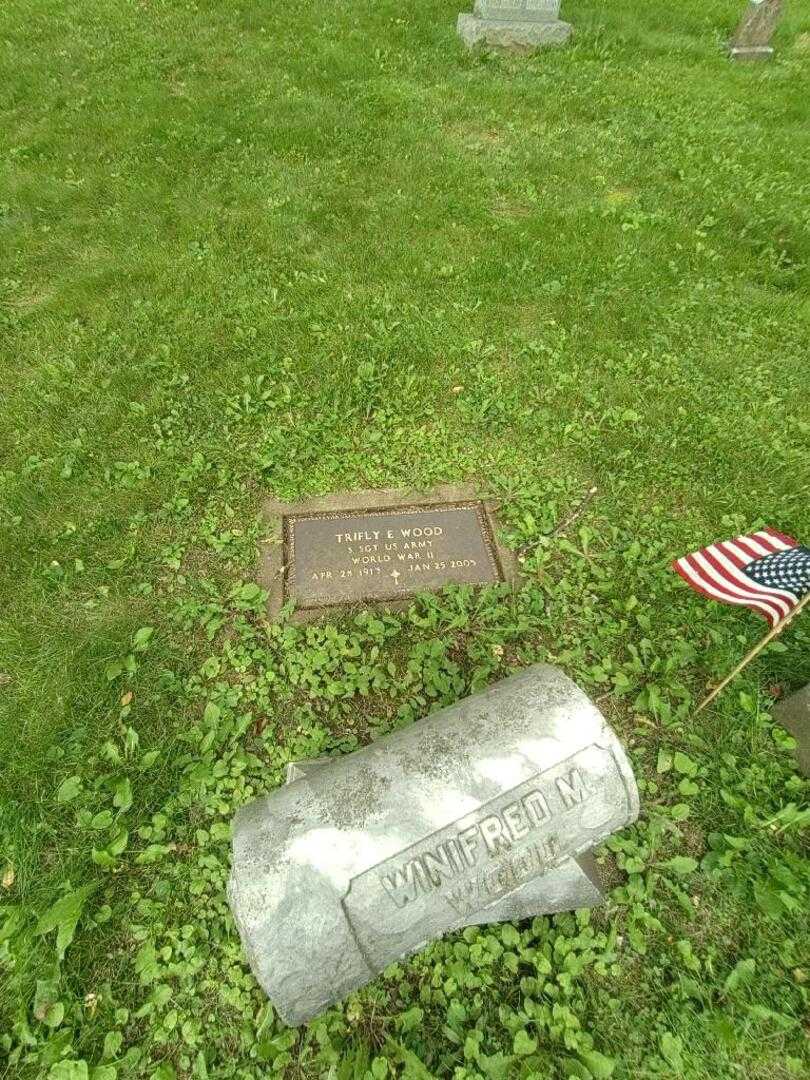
[1,1,809,1077]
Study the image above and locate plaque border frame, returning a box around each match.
[259,485,521,622]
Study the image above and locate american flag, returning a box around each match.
[672,528,810,628]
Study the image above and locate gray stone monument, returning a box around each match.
[228,665,639,1025]
[729,0,783,61]
[282,756,606,927]
[773,683,810,775]
[457,0,573,52]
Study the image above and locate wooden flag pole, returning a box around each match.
[697,590,810,713]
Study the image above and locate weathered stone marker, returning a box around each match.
[729,0,783,61]
[259,486,519,621]
[773,684,810,775]
[229,665,639,1025]
[457,0,573,53]
[283,756,605,926]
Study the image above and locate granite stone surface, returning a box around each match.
[473,0,560,22]
[458,12,572,50]
[773,683,810,775]
[729,0,782,60]
[283,755,606,927]
[228,664,639,1025]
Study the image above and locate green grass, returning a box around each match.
[1,0,809,1077]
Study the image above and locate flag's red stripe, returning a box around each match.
[755,528,796,551]
[716,540,755,569]
[702,547,796,614]
[749,530,787,553]
[674,561,775,627]
[698,552,792,619]
[734,535,776,560]
[675,556,778,625]
[686,554,783,623]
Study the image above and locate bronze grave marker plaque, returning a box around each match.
[260,487,518,619]
[289,504,499,608]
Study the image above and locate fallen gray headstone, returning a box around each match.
[457,0,572,53]
[283,756,605,926]
[729,0,783,61]
[229,664,639,1025]
[773,684,810,775]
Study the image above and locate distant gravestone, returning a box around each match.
[228,665,640,1025]
[259,486,519,621]
[729,0,783,60]
[773,684,810,775]
[457,0,573,52]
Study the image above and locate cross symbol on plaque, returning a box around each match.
[389,569,401,584]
